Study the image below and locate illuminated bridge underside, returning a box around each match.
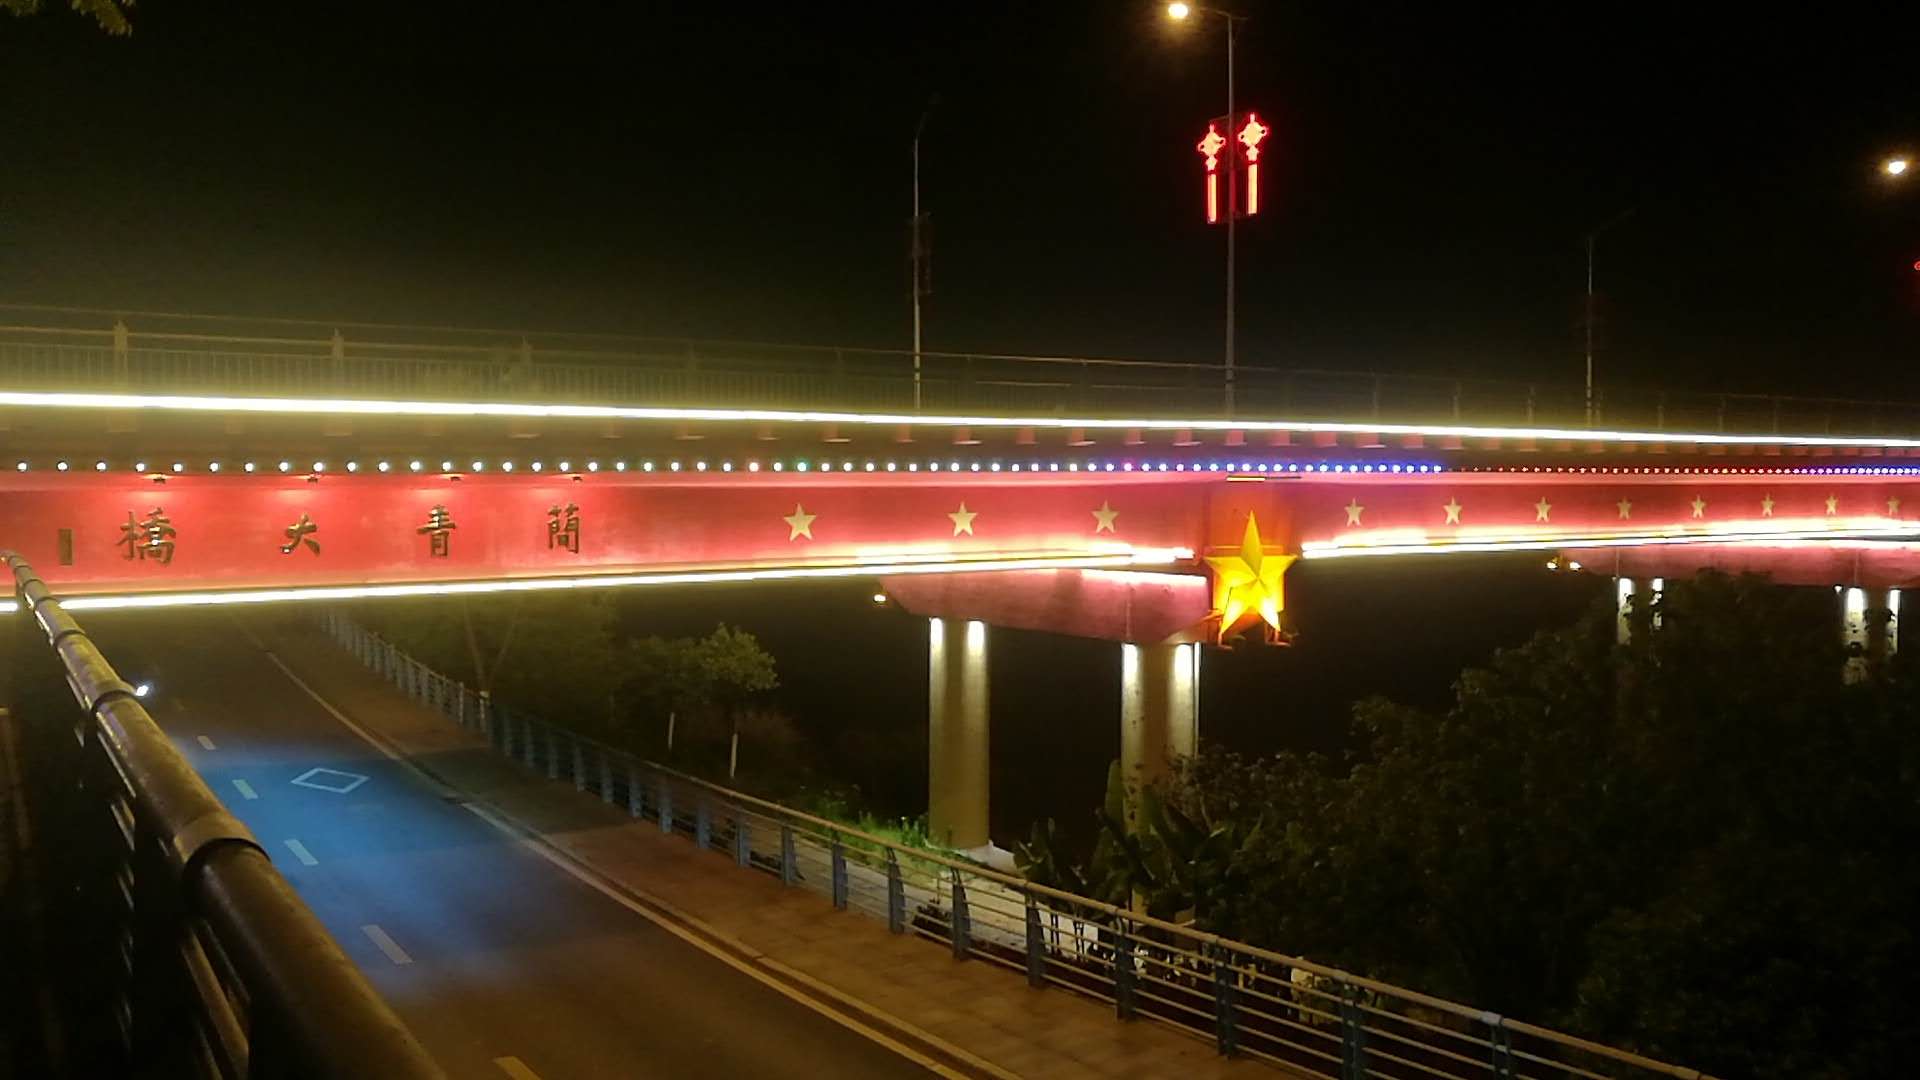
[7,466,1920,631]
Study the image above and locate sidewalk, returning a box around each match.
[249,612,1276,1080]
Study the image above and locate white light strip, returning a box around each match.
[1,388,1916,450]
[1301,524,1920,559]
[45,547,1196,612]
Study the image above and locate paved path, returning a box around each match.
[86,611,931,1080]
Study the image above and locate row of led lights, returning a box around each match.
[1466,465,1920,475]
[11,458,1451,476]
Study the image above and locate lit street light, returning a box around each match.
[1164,2,1248,417]
[1885,156,1910,177]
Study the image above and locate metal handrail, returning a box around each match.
[4,554,443,1080]
[322,610,1717,1080]
[3,318,1918,437]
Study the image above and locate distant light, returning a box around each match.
[410,460,423,472]
[1887,157,1911,177]
[171,462,184,473]
[135,461,147,472]
[133,682,152,698]
[502,461,515,472]
[470,460,484,471]
[378,461,391,472]
[587,461,600,472]
[872,593,888,604]
[95,461,108,471]
[558,461,571,472]
[208,462,220,472]
[1167,1,1191,18]
[12,461,24,472]
[1567,560,1583,572]
[244,462,256,473]
[278,460,291,472]
[441,460,454,472]
[345,461,358,472]
[311,461,325,473]
[55,460,69,471]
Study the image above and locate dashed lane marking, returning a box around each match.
[493,1057,543,1080]
[231,778,258,800]
[360,924,413,966]
[283,838,318,866]
[196,735,217,751]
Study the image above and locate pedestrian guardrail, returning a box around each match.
[2,314,1916,438]
[2,554,443,1080]
[320,609,1717,1080]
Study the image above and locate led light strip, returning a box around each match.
[3,388,1918,450]
[1301,523,1920,559]
[6,547,1195,614]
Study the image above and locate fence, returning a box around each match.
[1,555,442,1079]
[3,317,1918,437]
[320,609,1716,1080]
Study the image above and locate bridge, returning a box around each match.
[6,309,1894,1078]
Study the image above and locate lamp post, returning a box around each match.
[1167,2,1246,417]
[1582,207,1637,427]
[911,99,939,412]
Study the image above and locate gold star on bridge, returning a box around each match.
[1091,501,1119,533]
[1205,514,1295,641]
[1890,496,1903,517]
[1826,494,1839,516]
[1616,498,1633,520]
[948,502,978,536]
[783,504,816,541]
[1344,499,1364,526]
[1534,497,1552,523]
[1761,493,1775,518]
[1442,497,1462,525]
[1690,495,1707,519]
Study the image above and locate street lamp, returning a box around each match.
[1886,156,1911,178]
[1164,2,1247,417]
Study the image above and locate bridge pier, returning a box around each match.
[928,617,990,851]
[1842,586,1900,683]
[1119,641,1198,832]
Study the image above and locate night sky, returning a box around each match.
[3,2,1916,396]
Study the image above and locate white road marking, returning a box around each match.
[360,924,413,966]
[283,838,318,866]
[493,1057,543,1080]
[290,766,369,794]
[231,778,258,800]
[196,735,217,750]
[252,624,972,1078]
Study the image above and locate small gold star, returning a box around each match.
[948,502,978,536]
[1825,494,1839,516]
[1442,497,1462,525]
[1091,501,1119,533]
[1616,498,1633,520]
[1534,497,1552,523]
[1889,496,1903,517]
[782,504,816,541]
[1761,494,1774,517]
[1690,495,1707,519]
[1344,499,1364,526]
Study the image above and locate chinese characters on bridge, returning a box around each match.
[417,505,456,558]
[281,513,321,555]
[548,503,580,553]
[118,508,176,564]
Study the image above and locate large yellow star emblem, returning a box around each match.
[1204,513,1296,641]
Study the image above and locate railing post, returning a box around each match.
[1525,384,1536,424]
[886,850,906,933]
[599,753,613,804]
[949,869,970,959]
[1211,944,1239,1057]
[780,825,798,885]
[1024,896,1045,988]
[627,762,643,818]
[571,738,586,791]
[455,682,466,729]
[546,728,560,781]
[696,800,711,850]
[658,781,673,834]
[830,836,847,910]
[113,317,130,384]
[330,329,346,388]
[1485,1013,1514,1078]
[522,716,536,769]
[734,815,752,868]
[1113,925,1136,1020]
[1340,981,1369,1080]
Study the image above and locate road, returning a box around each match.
[85,611,930,1080]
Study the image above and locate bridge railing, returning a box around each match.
[3,319,1918,437]
[2,555,443,1080]
[320,609,1718,1080]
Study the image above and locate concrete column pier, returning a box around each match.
[928,617,989,850]
[1119,641,1199,832]
[1844,586,1900,682]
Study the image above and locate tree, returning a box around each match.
[624,623,777,777]
[1101,572,1920,1076]
[1,0,134,35]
